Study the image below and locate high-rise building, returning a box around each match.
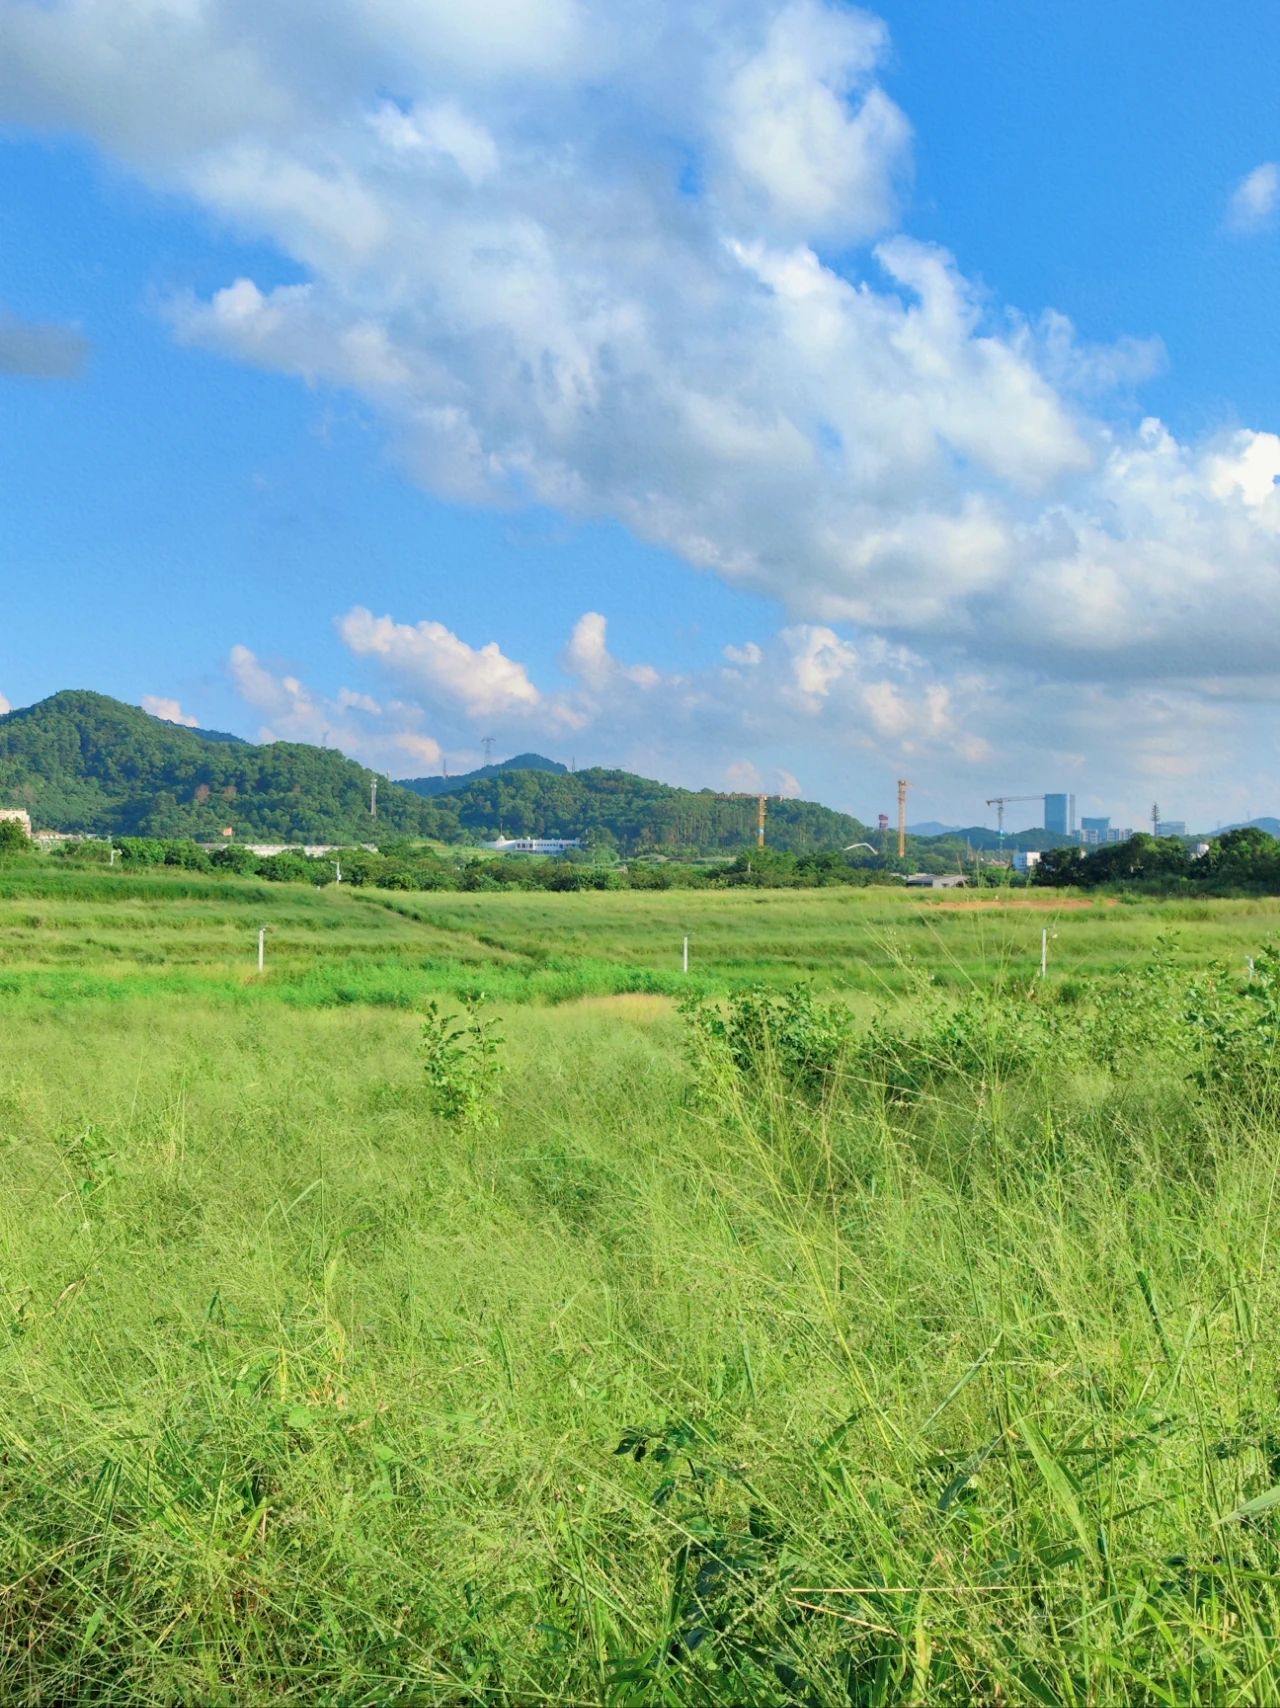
[1044,793,1076,835]
[1156,820,1187,837]
[1080,815,1110,846]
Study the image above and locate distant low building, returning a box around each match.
[1156,820,1187,837]
[484,837,582,854]
[905,873,968,888]
[0,808,32,837]
[1012,850,1041,874]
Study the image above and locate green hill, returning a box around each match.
[399,752,567,798]
[0,691,421,842]
[403,766,872,854]
[0,691,873,853]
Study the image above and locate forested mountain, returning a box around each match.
[409,766,873,853]
[399,752,567,798]
[0,691,423,842]
[0,692,874,852]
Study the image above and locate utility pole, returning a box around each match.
[370,778,378,820]
[1151,801,1160,836]
[897,778,909,860]
[482,736,495,766]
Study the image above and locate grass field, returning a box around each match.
[4,865,1280,1703]
[3,862,1279,1007]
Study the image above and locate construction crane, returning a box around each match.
[716,792,776,849]
[897,778,910,860]
[985,793,1045,848]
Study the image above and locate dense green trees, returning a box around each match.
[0,692,422,843]
[1035,828,1280,893]
[0,692,877,854]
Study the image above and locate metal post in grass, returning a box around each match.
[1041,928,1048,978]
[682,935,689,974]
[258,926,267,974]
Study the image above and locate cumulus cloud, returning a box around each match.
[713,0,910,240]
[5,0,1280,809]
[228,642,442,771]
[563,612,661,691]
[0,692,11,715]
[333,604,994,787]
[0,307,88,377]
[1226,163,1278,235]
[141,695,199,727]
[337,607,545,719]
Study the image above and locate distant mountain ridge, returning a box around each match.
[399,752,567,797]
[1219,818,1280,837]
[907,820,962,838]
[0,691,873,853]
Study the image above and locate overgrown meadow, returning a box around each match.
[4,864,1280,1703]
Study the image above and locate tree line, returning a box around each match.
[1034,828,1279,892]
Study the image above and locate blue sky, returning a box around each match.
[1,0,1277,831]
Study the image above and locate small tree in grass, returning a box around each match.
[0,817,31,857]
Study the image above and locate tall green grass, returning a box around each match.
[4,948,1280,1702]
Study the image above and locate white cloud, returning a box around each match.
[370,100,500,183]
[336,607,544,718]
[141,694,199,727]
[394,732,444,769]
[336,687,383,715]
[228,642,442,771]
[0,692,10,715]
[564,612,661,691]
[714,0,910,241]
[725,758,765,791]
[723,641,763,666]
[1226,162,1279,235]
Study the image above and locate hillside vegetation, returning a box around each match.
[398,751,568,797]
[0,691,874,853]
[0,691,416,843]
